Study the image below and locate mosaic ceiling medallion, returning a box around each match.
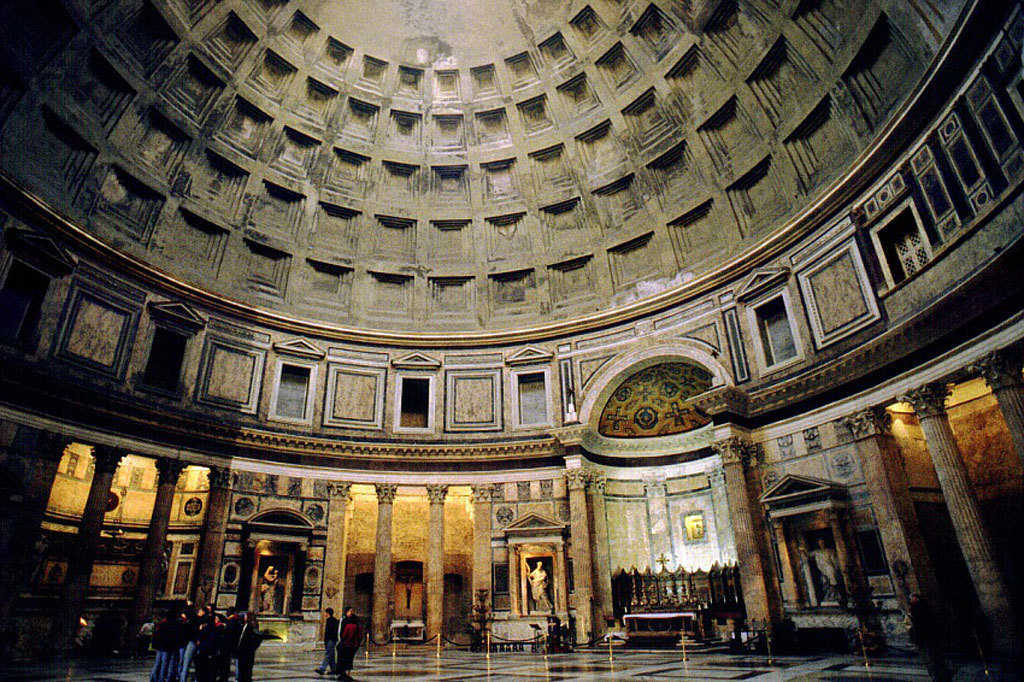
[597,362,712,438]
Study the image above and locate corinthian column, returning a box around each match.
[425,484,448,640]
[971,350,1024,469]
[129,458,187,646]
[194,466,231,608]
[470,485,492,607]
[323,482,352,615]
[0,429,67,632]
[371,483,398,643]
[712,437,776,623]
[839,407,939,613]
[60,445,123,653]
[565,468,594,643]
[586,473,613,631]
[902,383,1018,657]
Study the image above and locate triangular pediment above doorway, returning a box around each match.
[735,267,789,303]
[391,351,441,369]
[273,337,326,359]
[505,345,554,366]
[504,512,566,537]
[759,473,847,508]
[4,227,78,277]
[148,300,207,333]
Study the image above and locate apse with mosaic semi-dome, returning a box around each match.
[597,362,713,438]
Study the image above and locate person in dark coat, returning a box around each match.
[218,608,240,682]
[234,612,265,682]
[336,607,362,681]
[150,610,182,682]
[192,614,222,682]
[316,607,340,675]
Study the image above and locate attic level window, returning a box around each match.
[754,296,797,368]
[878,206,929,285]
[141,327,187,393]
[275,364,311,420]
[0,261,49,348]
[399,377,430,429]
[517,372,548,426]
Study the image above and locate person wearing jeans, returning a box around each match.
[315,608,339,675]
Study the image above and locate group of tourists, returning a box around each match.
[314,607,363,680]
[147,605,266,682]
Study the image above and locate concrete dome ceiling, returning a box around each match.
[0,0,948,334]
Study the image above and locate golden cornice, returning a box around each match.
[0,1,981,349]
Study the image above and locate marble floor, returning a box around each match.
[1,648,1013,681]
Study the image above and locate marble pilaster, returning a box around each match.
[709,467,737,563]
[470,485,492,609]
[971,349,1024,469]
[586,473,613,630]
[902,383,1018,657]
[642,476,673,570]
[713,437,776,623]
[839,407,939,611]
[371,483,398,642]
[0,429,67,631]
[565,468,594,643]
[60,445,123,652]
[322,482,352,615]
[194,466,231,608]
[425,484,448,639]
[129,458,186,645]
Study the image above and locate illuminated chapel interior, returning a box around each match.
[0,0,1023,666]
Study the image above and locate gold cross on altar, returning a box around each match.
[656,553,670,571]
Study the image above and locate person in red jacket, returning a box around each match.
[335,607,362,680]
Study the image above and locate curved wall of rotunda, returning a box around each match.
[0,0,1022,665]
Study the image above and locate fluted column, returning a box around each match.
[371,483,397,642]
[60,445,123,652]
[425,484,448,640]
[129,458,187,645]
[470,485,492,609]
[322,482,352,615]
[839,407,939,612]
[713,437,775,623]
[902,383,1018,657]
[565,468,594,643]
[708,467,738,563]
[586,473,613,630]
[194,466,231,608]
[972,350,1024,469]
[0,429,67,631]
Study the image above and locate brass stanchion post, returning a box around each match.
[364,631,370,662]
[765,621,774,666]
[857,627,870,669]
[486,629,491,660]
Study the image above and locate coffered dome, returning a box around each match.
[0,0,958,335]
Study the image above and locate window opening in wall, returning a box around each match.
[755,296,797,367]
[517,372,547,425]
[399,377,430,428]
[0,260,50,348]
[878,206,929,285]
[141,326,188,392]
[275,364,311,419]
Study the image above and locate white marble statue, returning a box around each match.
[528,560,552,612]
[810,538,843,603]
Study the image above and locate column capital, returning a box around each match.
[375,482,398,504]
[708,467,726,487]
[32,430,72,462]
[470,484,492,503]
[155,458,187,483]
[327,481,352,501]
[712,437,763,469]
[971,350,1024,392]
[587,471,607,493]
[901,382,951,419]
[206,465,232,489]
[840,406,892,440]
[642,475,666,497]
[91,445,124,474]
[565,468,589,491]
[425,484,449,504]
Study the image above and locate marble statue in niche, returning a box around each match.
[527,557,553,612]
[802,531,845,606]
[256,555,288,614]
